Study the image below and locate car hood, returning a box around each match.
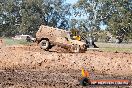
[69,40,86,46]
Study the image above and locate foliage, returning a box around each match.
[0,0,71,37]
[71,0,132,39]
[72,0,101,32]
[4,38,30,45]
[98,0,132,39]
[0,0,132,40]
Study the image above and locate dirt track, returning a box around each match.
[0,42,132,88]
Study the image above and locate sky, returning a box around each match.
[65,0,88,19]
[65,0,78,4]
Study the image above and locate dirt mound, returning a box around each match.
[36,25,69,40]
[0,44,132,88]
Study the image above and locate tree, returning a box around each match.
[0,0,21,36]
[0,0,71,37]
[72,0,102,32]
[98,0,132,39]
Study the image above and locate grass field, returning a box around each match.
[3,38,30,45]
[2,38,132,53]
[96,42,132,53]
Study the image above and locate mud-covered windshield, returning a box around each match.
[64,31,72,40]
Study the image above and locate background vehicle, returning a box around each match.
[12,35,36,42]
[105,36,123,44]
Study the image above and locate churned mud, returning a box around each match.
[0,42,132,88]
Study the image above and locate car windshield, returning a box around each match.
[67,32,72,40]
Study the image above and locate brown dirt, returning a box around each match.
[0,39,5,48]
[0,43,132,88]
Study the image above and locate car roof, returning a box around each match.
[15,35,31,36]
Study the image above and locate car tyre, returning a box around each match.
[39,40,50,50]
[73,44,80,53]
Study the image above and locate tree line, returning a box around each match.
[0,0,132,39]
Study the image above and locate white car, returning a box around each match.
[12,35,36,42]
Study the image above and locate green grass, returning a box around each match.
[3,38,132,53]
[4,38,30,45]
[96,42,132,53]
[100,47,132,53]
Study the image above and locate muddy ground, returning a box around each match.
[0,41,132,88]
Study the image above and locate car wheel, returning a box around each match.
[26,36,31,42]
[39,40,50,50]
[116,38,122,44]
[73,44,80,53]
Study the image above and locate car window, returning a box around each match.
[65,37,69,41]
[21,36,27,39]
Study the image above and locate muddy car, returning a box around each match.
[36,25,87,53]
